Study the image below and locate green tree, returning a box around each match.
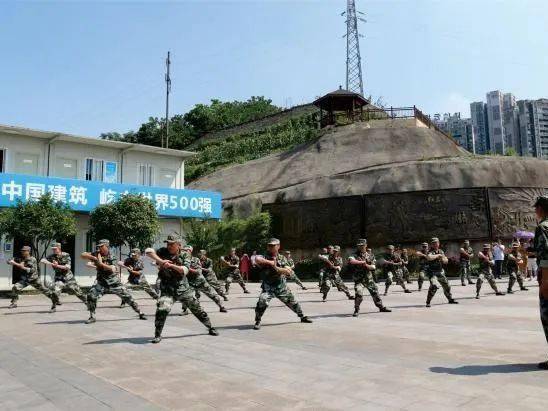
[0,194,77,269]
[505,147,518,156]
[89,194,160,250]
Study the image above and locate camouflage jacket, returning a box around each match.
[286,257,295,270]
[417,251,428,271]
[200,257,215,275]
[46,252,73,281]
[326,255,343,274]
[534,218,548,270]
[92,251,118,284]
[506,251,522,270]
[123,257,144,284]
[186,255,203,278]
[460,247,474,262]
[382,253,401,274]
[17,256,38,280]
[156,247,191,295]
[348,251,375,282]
[258,252,290,287]
[426,249,445,273]
[478,251,493,272]
[221,254,239,274]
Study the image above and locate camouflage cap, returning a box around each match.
[199,249,207,255]
[185,245,194,252]
[130,248,140,255]
[327,245,334,249]
[431,237,440,243]
[421,242,428,247]
[267,238,280,245]
[51,242,62,249]
[534,195,548,209]
[464,240,470,244]
[387,245,395,250]
[21,245,31,252]
[283,250,291,254]
[333,245,341,252]
[164,234,180,244]
[356,238,367,246]
[512,242,520,248]
[483,244,491,249]
[97,239,110,247]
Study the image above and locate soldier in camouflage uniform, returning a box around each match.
[476,244,505,299]
[533,195,548,370]
[317,246,331,289]
[507,242,528,293]
[8,246,57,309]
[147,235,218,343]
[81,239,147,324]
[199,250,228,301]
[414,243,429,291]
[382,245,411,296]
[120,248,159,307]
[459,240,475,286]
[320,246,354,302]
[284,250,307,290]
[221,248,250,294]
[182,245,227,313]
[43,243,87,312]
[253,238,312,330]
[425,238,458,307]
[348,239,391,317]
[400,248,412,284]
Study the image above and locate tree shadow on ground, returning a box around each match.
[430,363,541,376]
[4,310,53,315]
[215,321,299,331]
[82,333,205,345]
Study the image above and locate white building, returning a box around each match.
[486,91,505,154]
[0,124,221,290]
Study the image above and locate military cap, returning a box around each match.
[283,250,291,254]
[483,244,491,249]
[431,237,440,243]
[199,249,207,255]
[97,239,110,247]
[130,248,140,255]
[356,238,367,246]
[333,245,341,252]
[387,245,395,250]
[534,195,548,209]
[421,242,428,247]
[512,242,520,248]
[21,245,31,252]
[51,242,62,249]
[185,245,194,252]
[464,240,470,244]
[327,245,334,249]
[164,234,180,244]
[267,238,280,245]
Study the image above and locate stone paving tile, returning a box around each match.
[0,280,547,410]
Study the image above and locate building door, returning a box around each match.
[59,236,76,272]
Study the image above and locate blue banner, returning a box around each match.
[0,172,222,219]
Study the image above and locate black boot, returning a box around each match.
[300,316,313,323]
[208,328,219,336]
[379,306,391,312]
[448,299,459,304]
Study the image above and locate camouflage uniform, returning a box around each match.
[86,250,143,318]
[46,252,87,306]
[533,215,548,355]
[401,252,411,284]
[349,250,388,315]
[123,256,159,300]
[416,248,428,291]
[154,247,215,340]
[476,250,502,298]
[285,256,307,290]
[425,248,456,306]
[200,256,228,300]
[222,254,249,294]
[460,245,475,285]
[185,254,226,311]
[383,252,410,295]
[317,252,329,288]
[320,252,353,301]
[507,249,527,293]
[10,255,56,306]
[254,252,308,325]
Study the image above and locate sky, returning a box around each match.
[1,0,547,137]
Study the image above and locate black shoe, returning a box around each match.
[379,307,391,312]
[538,361,548,370]
[85,316,96,324]
[219,307,227,313]
[352,310,359,317]
[49,305,56,313]
[243,290,250,294]
[208,328,219,336]
[507,290,514,294]
[322,297,327,302]
[300,316,313,323]
[448,299,459,304]
[521,287,528,291]
[406,281,412,284]
[223,296,229,301]
[461,283,466,287]
[404,289,412,294]
[475,294,480,299]
[301,286,307,290]
[383,292,388,296]
[348,295,355,300]
[120,302,126,308]
[425,303,431,308]
[495,292,505,296]
[56,301,63,306]
[8,302,17,309]
[139,313,147,320]
[253,322,261,330]
[179,310,189,316]
[151,336,162,344]
[468,281,475,285]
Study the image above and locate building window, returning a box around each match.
[85,159,117,182]
[138,164,154,186]
[85,232,95,252]
[0,149,4,172]
[157,169,176,188]
[14,152,39,175]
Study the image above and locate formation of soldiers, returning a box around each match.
[4,195,548,370]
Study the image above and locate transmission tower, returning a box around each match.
[342,0,365,95]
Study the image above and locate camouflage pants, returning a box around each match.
[87,281,141,315]
[460,261,473,284]
[49,279,87,305]
[426,271,453,303]
[204,271,227,298]
[125,276,159,300]
[11,276,56,304]
[287,272,305,288]
[507,268,525,292]
[354,276,383,312]
[384,269,408,293]
[318,269,324,287]
[155,290,212,338]
[225,269,247,293]
[402,266,411,282]
[417,270,426,290]
[187,274,224,308]
[540,296,548,345]
[476,269,499,295]
[321,272,351,299]
[255,282,304,322]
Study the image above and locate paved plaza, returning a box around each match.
[0,279,546,410]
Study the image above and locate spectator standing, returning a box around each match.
[493,239,505,279]
[240,252,251,281]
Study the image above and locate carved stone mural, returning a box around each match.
[264,197,362,249]
[488,187,548,239]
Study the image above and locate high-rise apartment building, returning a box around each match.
[486,91,505,154]
[502,93,520,153]
[432,112,476,153]
[470,101,489,154]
